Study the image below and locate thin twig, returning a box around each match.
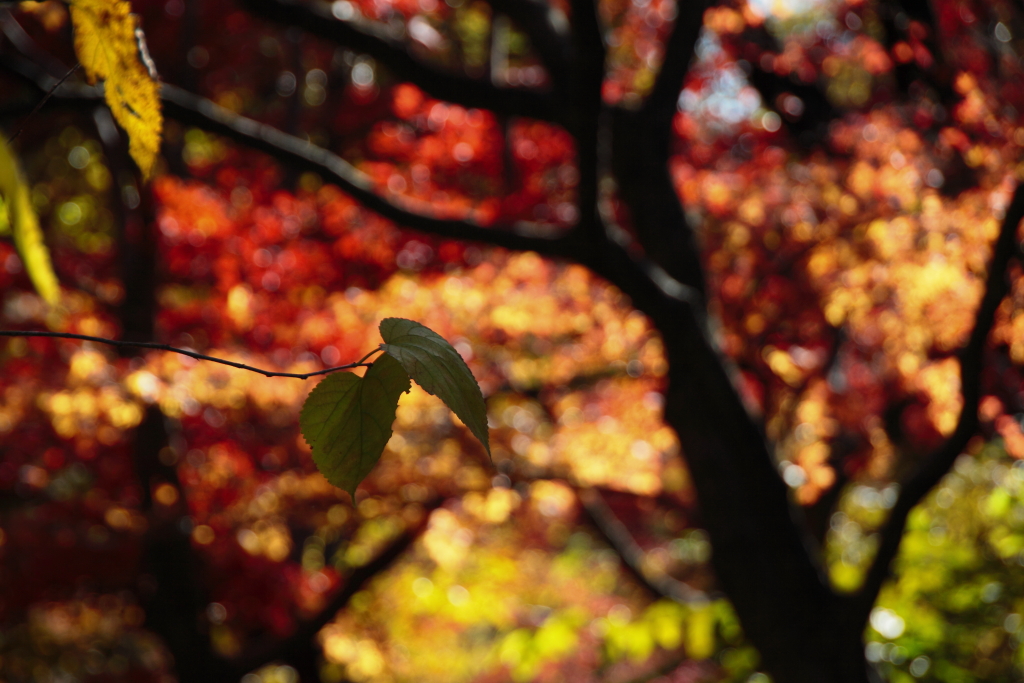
[6,62,80,143]
[0,330,379,379]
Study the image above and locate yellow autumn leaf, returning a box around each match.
[0,194,10,236]
[69,0,162,179]
[0,137,60,304]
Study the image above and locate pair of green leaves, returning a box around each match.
[300,318,490,497]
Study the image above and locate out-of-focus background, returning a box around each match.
[4,0,1024,679]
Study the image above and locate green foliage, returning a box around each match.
[498,609,585,681]
[300,352,410,497]
[301,318,489,496]
[854,442,1024,681]
[379,317,490,457]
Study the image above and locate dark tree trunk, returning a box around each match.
[599,16,880,677]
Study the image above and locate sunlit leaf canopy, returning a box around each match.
[4,0,1024,678]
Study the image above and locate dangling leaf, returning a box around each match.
[0,194,10,237]
[379,317,490,457]
[69,0,162,179]
[299,354,410,497]
[0,137,59,304]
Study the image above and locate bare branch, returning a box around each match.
[239,0,561,123]
[0,330,378,379]
[855,182,1024,622]
[6,62,80,142]
[0,9,70,78]
[0,51,101,101]
[642,0,707,117]
[160,83,583,258]
[0,51,584,260]
[609,0,709,296]
[577,487,717,605]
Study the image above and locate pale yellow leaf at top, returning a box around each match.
[0,137,60,304]
[69,0,162,179]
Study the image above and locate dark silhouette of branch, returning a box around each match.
[609,3,709,296]
[1,47,688,311]
[0,331,378,378]
[229,498,444,677]
[0,9,69,78]
[159,83,584,258]
[6,62,79,142]
[239,0,561,124]
[161,78,716,365]
[642,0,708,118]
[137,411,236,683]
[577,487,718,605]
[0,50,102,101]
[0,50,583,260]
[855,183,1024,622]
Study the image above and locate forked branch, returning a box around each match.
[855,183,1024,621]
[0,50,584,261]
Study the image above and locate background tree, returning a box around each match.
[3,0,1024,681]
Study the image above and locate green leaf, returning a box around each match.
[300,353,410,497]
[0,136,59,304]
[379,317,490,457]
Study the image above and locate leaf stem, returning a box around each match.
[356,347,383,365]
[0,330,372,379]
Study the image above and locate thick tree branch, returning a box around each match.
[165,65,714,392]
[577,487,716,604]
[160,83,585,257]
[0,331,378,378]
[642,0,707,117]
[855,183,1024,623]
[239,0,561,123]
[609,2,708,296]
[582,220,855,678]
[0,52,585,261]
[0,9,68,78]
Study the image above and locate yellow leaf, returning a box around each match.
[0,137,60,304]
[69,0,161,179]
[0,194,10,236]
